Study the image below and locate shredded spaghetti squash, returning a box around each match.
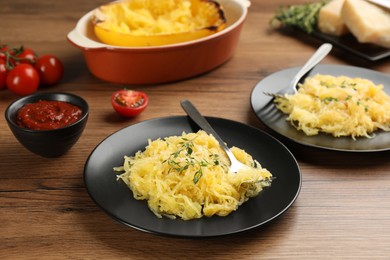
[114,130,272,220]
[275,74,390,139]
[91,0,226,46]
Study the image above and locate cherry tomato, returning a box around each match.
[35,54,64,85]
[0,59,7,89]
[111,90,149,117]
[16,47,37,64]
[6,63,39,95]
[0,46,7,60]
[0,46,16,67]
[0,46,8,61]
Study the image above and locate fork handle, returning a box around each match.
[290,43,333,89]
[180,100,236,161]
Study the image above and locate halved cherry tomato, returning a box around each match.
[111,89,149,117]
[6,63,39,95]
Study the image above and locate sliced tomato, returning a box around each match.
[111,89,149,117]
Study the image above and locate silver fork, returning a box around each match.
[180,100,249,173]
[264,43,333,98]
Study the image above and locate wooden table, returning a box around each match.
[1,0,389,258]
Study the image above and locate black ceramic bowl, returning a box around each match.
[5,92,89,158]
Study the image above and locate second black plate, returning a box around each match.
[251,64,390,152]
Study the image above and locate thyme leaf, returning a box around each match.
[193,169,203,184]
[323,97,339,103]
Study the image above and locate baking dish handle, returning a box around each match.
[236,0,251,8]
[67,28,106,50]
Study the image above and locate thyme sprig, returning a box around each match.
[270,1,329,34]
[162,137,221,184]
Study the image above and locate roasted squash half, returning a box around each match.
[91,0,226,47]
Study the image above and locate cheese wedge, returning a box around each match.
[342,0,390,48]
[318,0,349,36]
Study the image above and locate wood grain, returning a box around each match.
[1,0,389,259]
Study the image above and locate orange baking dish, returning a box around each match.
[67,0,250,85]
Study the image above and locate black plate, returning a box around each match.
[84,116,301,237]
[279,27,390,61]
[251,64,390,152]
[310,30,390,61]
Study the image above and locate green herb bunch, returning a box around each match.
[270,1,329,33]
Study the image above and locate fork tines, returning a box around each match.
[263,92,282,98]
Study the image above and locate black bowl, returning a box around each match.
[5,92,89,158]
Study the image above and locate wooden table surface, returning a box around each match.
[1,0,390,259]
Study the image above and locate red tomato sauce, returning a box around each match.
[16,100,82,130]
